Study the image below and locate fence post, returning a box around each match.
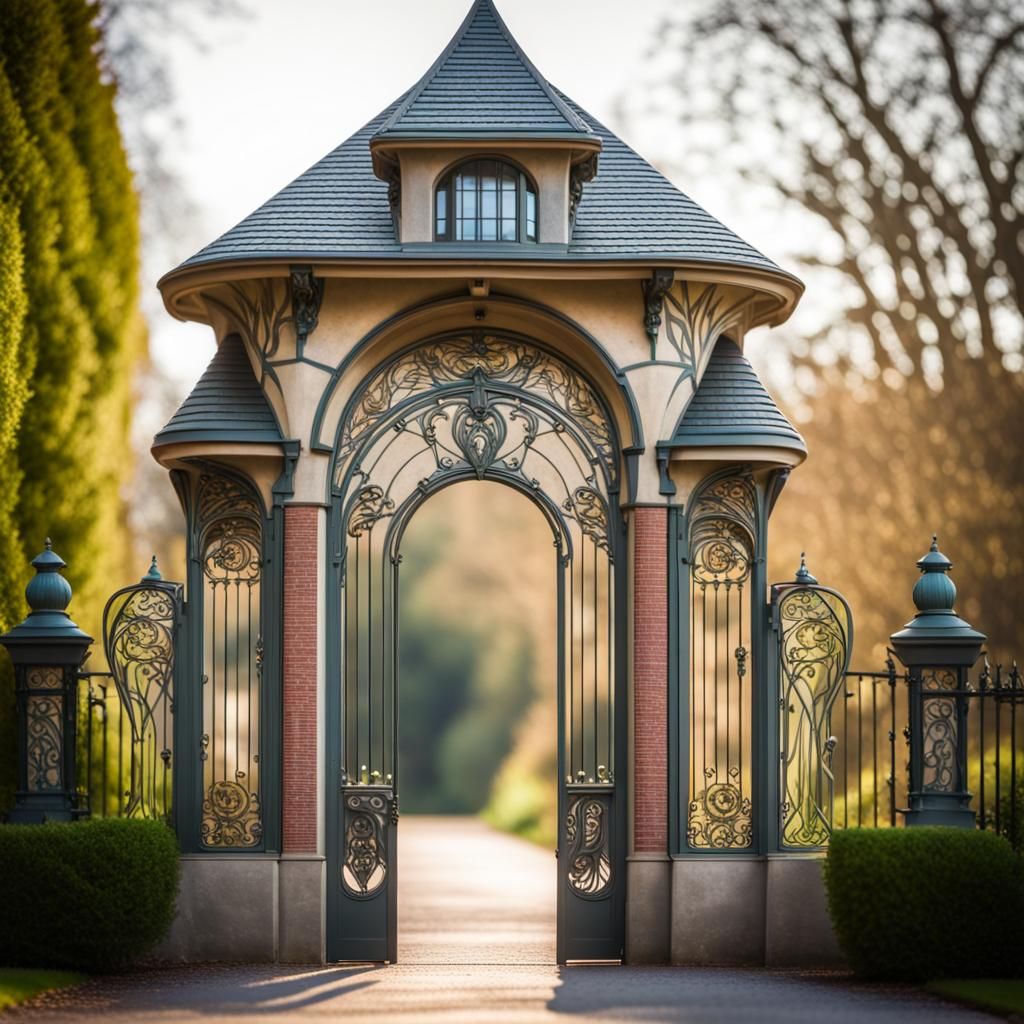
[0,540,93,823]
[890,537,984,828]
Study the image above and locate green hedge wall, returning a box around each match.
[0,0,146,811]
[0,820,179,971]
[824,827,1024,981]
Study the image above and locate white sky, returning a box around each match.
[148,0,690,384]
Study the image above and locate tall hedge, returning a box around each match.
[0,0,145,810]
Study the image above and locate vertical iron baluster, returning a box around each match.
[888,659,897,828]
[1011,664,1019,850]
[856,675,863,827]
[871,676,878,828]
[842,678,849,829]
[995,664,1002,838]
[368,527,373,779]
[978,660,988,831]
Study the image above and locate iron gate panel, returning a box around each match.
[326,332,625,963]
[771,573,853,849]
[99,571,183,821]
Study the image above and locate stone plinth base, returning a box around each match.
[155,855,325,963]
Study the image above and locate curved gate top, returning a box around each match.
[325,330,627,963]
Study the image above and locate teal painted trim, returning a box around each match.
[266,355,337,374]
[663,431,807,453]
[751,480,771,855]
[377,130,600,143]
[667,507,686,856]
[174,461,282,855]
[619,360,693,372]
[152,430,286,448]
[670,464,768,857]
[308,293,644,459]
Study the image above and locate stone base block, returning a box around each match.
[155,855,327,963]
[764,856,844,968]
[279,856,325,963]
[157,856,279,962]
[670,858,766,965]
[624,857,670,963]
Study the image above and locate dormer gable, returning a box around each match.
[369,0,601,246]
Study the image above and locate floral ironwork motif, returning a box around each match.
[777,586,852,848]
[333,333,616,486]
[197,473,264,849]
[921,668,958,792]
[26,693,62,791]
[201,777,263,847]
[290,266,323,353]
[686,471,757,850]
[565,795,612,898]
[687,775,752,849]
[103,581,181,820]
[342,791,390,898]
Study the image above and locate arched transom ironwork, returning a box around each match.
[330,332,621,901]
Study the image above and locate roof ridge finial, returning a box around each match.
[794,551,818,585]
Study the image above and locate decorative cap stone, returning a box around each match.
[890,536,985,664]
[26,539,73,614]
[0,539,92,646]
[794,552,818,586]
[144,555,163,582]
[912,535,956,613]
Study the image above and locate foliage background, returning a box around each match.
[0,0,145,811]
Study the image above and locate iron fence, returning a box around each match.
[835,656,1023,848]
[77,677,134,818]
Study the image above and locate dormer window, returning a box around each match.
[435,159,537,242]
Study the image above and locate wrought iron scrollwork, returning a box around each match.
[777,583,853,848]
[26,692,63,791]
[342,789,391,898]
[686,470,757,850]
[565,794,612,898]
[921,668,958,792]
[103,578,182,820]
[334,332,616,487]
[201,777,263,847]
[688,773,752,849]
[196,473,265,848]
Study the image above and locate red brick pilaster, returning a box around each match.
[633,506,668,853]
[282,505,319,853]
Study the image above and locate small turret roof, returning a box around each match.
[666,337,806,455]
[373,0,595,142]
[153,334,283,448]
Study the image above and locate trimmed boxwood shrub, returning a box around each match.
[824,827,1024,981]
[0,818,179,971]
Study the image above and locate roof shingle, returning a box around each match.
[153,334,284,448]
[667,338,806,455]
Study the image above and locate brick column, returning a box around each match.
[633,507,668,853]
[282,505,319,853]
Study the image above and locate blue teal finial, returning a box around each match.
[26,539,72,613]
[912,535,956,612]
[794,552,818,585]
[144,555,163,581]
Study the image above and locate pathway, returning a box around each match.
[4,816,992,1023]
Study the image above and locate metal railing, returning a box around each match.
[835,657,1023,848]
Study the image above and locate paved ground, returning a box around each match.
[5,816,992,1023]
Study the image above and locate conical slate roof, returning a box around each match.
[161,1,797,284]
[374,0,594,141]
[153,334,283,448]
[667,338,806,455]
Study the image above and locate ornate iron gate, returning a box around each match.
[770,565,853,849]
[325,332,626,963]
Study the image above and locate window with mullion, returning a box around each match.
[436,159,537,243]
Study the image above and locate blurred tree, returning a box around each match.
[640,0,1023,659]
[0,0,146,810]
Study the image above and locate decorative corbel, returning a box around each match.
[387,168,401,238]
[656,445,677,497]
[569,153,599,231]
[290,266,323,358]
[642,269,674,360]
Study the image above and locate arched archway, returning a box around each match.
[325,330,626,964]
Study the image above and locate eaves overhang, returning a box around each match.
[158,254,804,330]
